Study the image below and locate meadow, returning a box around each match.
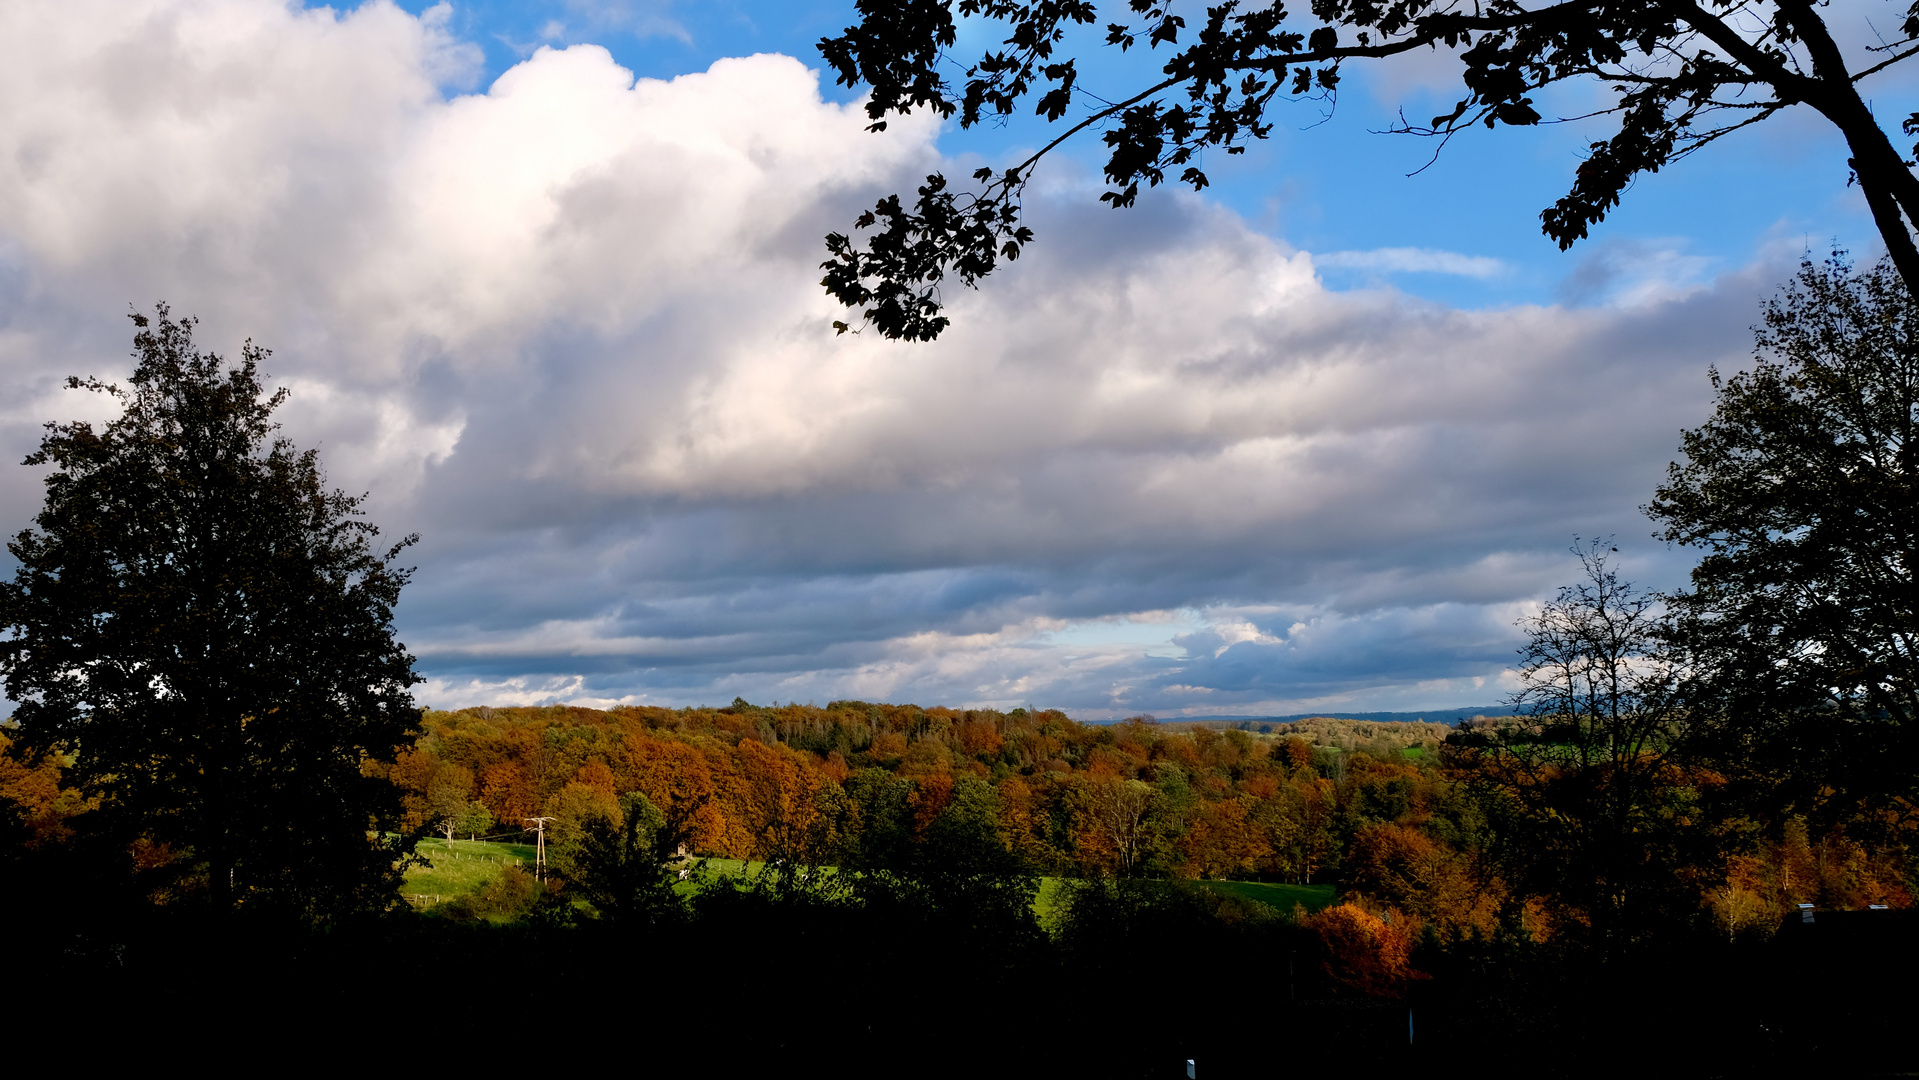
[403,837,537,907]
[402,839,1336,922]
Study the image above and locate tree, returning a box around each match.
[0,307,423,920]
[1073,773,1156,874]
[1647,254,1918,816]
[819,0,1919,339]
[558,791,694,930]
[426,761,479,842]
[543,780,623,865]
[1447,543,1711,948]
[442,800,493,843]
[862,777,1037,909]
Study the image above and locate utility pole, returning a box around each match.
[523,815,555,880]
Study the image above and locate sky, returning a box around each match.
[0,0,1907,718]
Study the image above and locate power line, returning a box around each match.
[522,816,556,880]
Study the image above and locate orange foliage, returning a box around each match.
[480,761,537,825]
[1344,823,1502,936]
[574,760,617,801]
[910,772,956,833]
[995,776,1056,869]
[821,751,851,785]
[727,739,830,860]
[955,717,1004,758]
[1303,903,1423,998]
[615,737,726,850]
[1086,747,1135,779]
[1711,816,1914,936]
[1240,773,1279,800]
[1280,737,1313,771]
[0,733,89,846]
[1181,797,1271,879]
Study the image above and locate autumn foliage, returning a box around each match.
[1303,902,1422,998]
[377,703,1467,891]
[5,699,1916,1075]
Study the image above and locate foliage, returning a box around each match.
[0,307,422,921]
[557,792,697,930]
[820,1,1919,337]
[1650,255,1919,821]
[0,730,90,849]
[1449,544,1718,948]
[1301,902,1420,997]
[849,774,1042,949]
[394,700,1453,889]
[373,687,1917,951]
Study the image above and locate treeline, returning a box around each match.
[7,695,1912,1075]
[389,701,1440,886]
[378,699,1910,945]
[396,703,1459,888]
[331,697,1919,1075]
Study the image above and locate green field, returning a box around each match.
[402,843,1336,922]
[1194,879,1336,912]
[1033,877,1336,923]
[402,837,537,907]
[690,863,1332,921]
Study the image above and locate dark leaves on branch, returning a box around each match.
[822,171,1034,342]
[818,0,1916,338]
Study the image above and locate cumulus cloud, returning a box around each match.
[0,0,1778,717]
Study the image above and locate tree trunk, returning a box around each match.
[1777,1,1919,295]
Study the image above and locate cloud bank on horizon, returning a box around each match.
[0,0,1862,717]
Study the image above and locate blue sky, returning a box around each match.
[0,0,1905,716]
[392,0,1896,307]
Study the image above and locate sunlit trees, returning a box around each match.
[1074,774,1156,875]
[425,762,492,842]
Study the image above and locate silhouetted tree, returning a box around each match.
[0,306,422,921]
[559,792,695,930]
[819,1,1919,338]
[850,775,1041,950]
[1449,544,1712,949]
[1650,254,1919,821]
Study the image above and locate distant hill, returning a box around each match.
[1089,706,1523,727]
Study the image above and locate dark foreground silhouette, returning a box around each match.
[14,871,1915,1079]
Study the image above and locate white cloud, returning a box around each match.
[0,0,1778,717]
[1314,246,1507,278]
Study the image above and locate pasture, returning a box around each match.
[402,837,537,907]
[401,840,1338,922]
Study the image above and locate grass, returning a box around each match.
[1035,878,1070,924]
[398,841,1338,922]
[697,857,757,879]
[402,837,537,906]
[1033,876,1335,924]
[1194,879,1336,912]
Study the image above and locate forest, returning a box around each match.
[370,701,1905,933]
[5,692,1912,1074]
